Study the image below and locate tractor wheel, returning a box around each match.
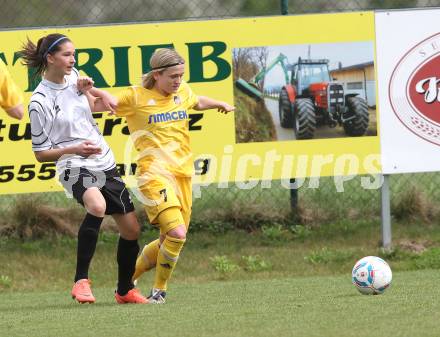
[278,88,294,128]
[343,97,369,136]
[294,98,316,139]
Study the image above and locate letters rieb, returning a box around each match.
[0,42,231,92]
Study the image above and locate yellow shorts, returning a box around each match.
[138,176,192,233]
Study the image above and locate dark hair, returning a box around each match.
[20,33,71,78]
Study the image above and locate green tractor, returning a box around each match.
[235,53,290,101]
[278,57,369,139]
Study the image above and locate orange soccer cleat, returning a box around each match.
[115,288,148,304]
[71,279,95,304]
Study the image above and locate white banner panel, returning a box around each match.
[376,8,440,174]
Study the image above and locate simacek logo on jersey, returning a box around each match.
[389,32,440,146]
[148,110,189,124]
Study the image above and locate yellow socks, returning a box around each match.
[132,231,186,291]
[132,239,160,282]
[153,235,186,291]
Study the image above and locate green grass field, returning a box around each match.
[2,186,440,337]
[2,223,440,337]
[1,270,439,337]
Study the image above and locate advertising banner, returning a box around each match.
[376,8,440,174]
[0,11,379,195]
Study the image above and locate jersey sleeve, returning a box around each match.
[185,82,199,109]
[0,63,23,111]
[28,100,53,151]
[115,87,137,117]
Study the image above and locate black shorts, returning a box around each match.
[59,166,135,215]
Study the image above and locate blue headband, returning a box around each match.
[43,37,68,58]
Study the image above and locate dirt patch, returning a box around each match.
[296,203,332,227]
[397,239,431,254]
[392,184,440,223]
[195,202,291,232]
[0,196,119,239]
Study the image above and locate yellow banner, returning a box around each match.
[0,11,380,195]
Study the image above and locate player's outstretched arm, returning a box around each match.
[1,63,24,119]
[194,96,235,114]
[89,87,117,113]
[6,104,24,120]
[76,76,117,113]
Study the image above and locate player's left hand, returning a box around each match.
[77,76,94,93]
[218,103,235,114]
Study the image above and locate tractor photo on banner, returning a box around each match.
[233,41,376,144]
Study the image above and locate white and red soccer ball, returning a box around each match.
[352,256,392,295]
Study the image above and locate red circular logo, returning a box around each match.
[389,32,440,145]
[408,54,440,124]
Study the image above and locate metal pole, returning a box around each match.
[281,0,288,15]
[290,178,298,209]
[380,174,392,249]
[289,178,299,224]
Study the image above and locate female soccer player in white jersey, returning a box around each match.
[114,48,234,303]
[21,34,147,304]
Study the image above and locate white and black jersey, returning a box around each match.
[29,68,115,173]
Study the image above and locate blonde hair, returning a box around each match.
[142,48,185,89]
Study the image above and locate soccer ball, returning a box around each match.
[352,256,392,295]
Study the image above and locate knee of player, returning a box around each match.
[86,201,106,217]
[157,207,186,239]
[127,223,141,239]
[167,225,187,240]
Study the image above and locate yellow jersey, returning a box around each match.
[116,81,198,178]
[0,62,23,112]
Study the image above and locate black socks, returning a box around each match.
[74,213,140,296]
[74,213,103,282]
[116,237,140,295]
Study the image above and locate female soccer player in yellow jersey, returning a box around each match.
[0,61,24,119]
[114,48,234,303]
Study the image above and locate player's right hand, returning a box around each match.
[74,140,102,157]
[77,76,94,94]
